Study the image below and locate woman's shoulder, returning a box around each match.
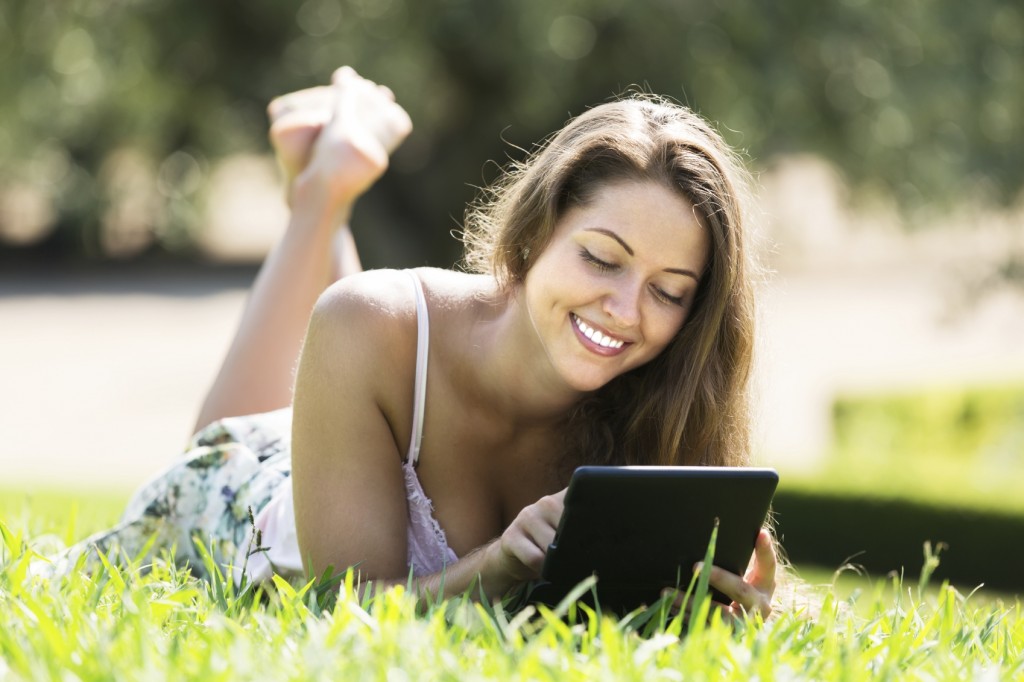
[411,267,500,314]
[318,268,415,317]
[302,267,493,425]
[301,270,420,412]
[311,267,493,342]
[322,267,493,309]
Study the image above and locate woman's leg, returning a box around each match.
[192,68,410,433]
[192,215,357,433]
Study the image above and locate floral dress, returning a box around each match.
[49,408,293,582]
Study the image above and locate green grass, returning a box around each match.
[0,487,129,542]
[2,492,1023,680]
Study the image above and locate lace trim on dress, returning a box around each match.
[403,460,459,572]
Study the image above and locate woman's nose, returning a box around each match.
[602,282,642,329]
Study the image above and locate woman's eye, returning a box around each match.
[652,286,685,307]
[579,248,617,272]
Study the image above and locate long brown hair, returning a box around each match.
[462,95,757,474]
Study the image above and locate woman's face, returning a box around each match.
[522,179,710,393]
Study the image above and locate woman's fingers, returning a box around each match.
[662,589,742,627]
[697,563,772,618]
[499,530,547,576]
[512,492,564,565]
[495,488,567,579]
[676,529,776,621]
[528,489,566,549]
[744,529,778,594]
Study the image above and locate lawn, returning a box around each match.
[1,488,1022,680]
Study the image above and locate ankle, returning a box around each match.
[289,176,355,234]
[331,226,362,280]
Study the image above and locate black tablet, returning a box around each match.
[538,466,778,606]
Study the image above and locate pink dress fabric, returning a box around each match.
[236,270,459,584]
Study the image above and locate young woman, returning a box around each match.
[58,67,776,620]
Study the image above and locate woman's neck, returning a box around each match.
[455,282,586,425]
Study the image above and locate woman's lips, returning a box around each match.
[570,313,631,357]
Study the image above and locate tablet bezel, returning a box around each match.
[540,466,779,594]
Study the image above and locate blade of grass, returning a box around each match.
[552,574,598,619]
[687,517,719,636]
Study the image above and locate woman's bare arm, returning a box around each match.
[291,270,568,602]
[291,271,414,579]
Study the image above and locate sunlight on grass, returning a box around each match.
[0,487,130,540]
[795,563,1016,616]
[2,503,1023,680]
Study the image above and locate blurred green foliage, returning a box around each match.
[771,383,1024,590]
[1,0,1021,261]
[806,383,1024,514]
[773,485,1024,591]
[832,383,1024,463]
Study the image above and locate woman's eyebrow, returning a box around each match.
[584,227,699,281]
[664,267,700,281]
[584,228,633,255]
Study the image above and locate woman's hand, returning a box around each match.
[267,66,412,218]
[484,489,567,587]
[680,528,777,623]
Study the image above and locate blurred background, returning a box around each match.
[2,0,1023,589]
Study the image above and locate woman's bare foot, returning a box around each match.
[194,68,410,430]
[268,67,412,216]
[268,86,333,197]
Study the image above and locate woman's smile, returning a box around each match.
[521,179,710,393]
[570,313,629,355]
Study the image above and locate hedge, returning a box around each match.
[773,488,1024,593]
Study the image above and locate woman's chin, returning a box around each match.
[557,363,620,395]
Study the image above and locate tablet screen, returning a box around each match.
[541,466,778,594]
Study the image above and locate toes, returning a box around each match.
[332,65,357,84]
[268,86,334,121]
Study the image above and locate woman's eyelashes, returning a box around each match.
[652,287,685,307]
[580,248,687,307]
[579,247,616,272]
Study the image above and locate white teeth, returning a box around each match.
[572,314,625,349]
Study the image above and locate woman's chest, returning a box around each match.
[413,405,565,557]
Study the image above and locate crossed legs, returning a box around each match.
[191,68,410,434]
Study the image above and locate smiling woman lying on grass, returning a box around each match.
[49,66,779,620]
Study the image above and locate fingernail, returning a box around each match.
[693,562,703,573]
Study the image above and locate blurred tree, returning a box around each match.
[0,0,1020,264]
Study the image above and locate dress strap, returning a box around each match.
[405,270,430,467]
